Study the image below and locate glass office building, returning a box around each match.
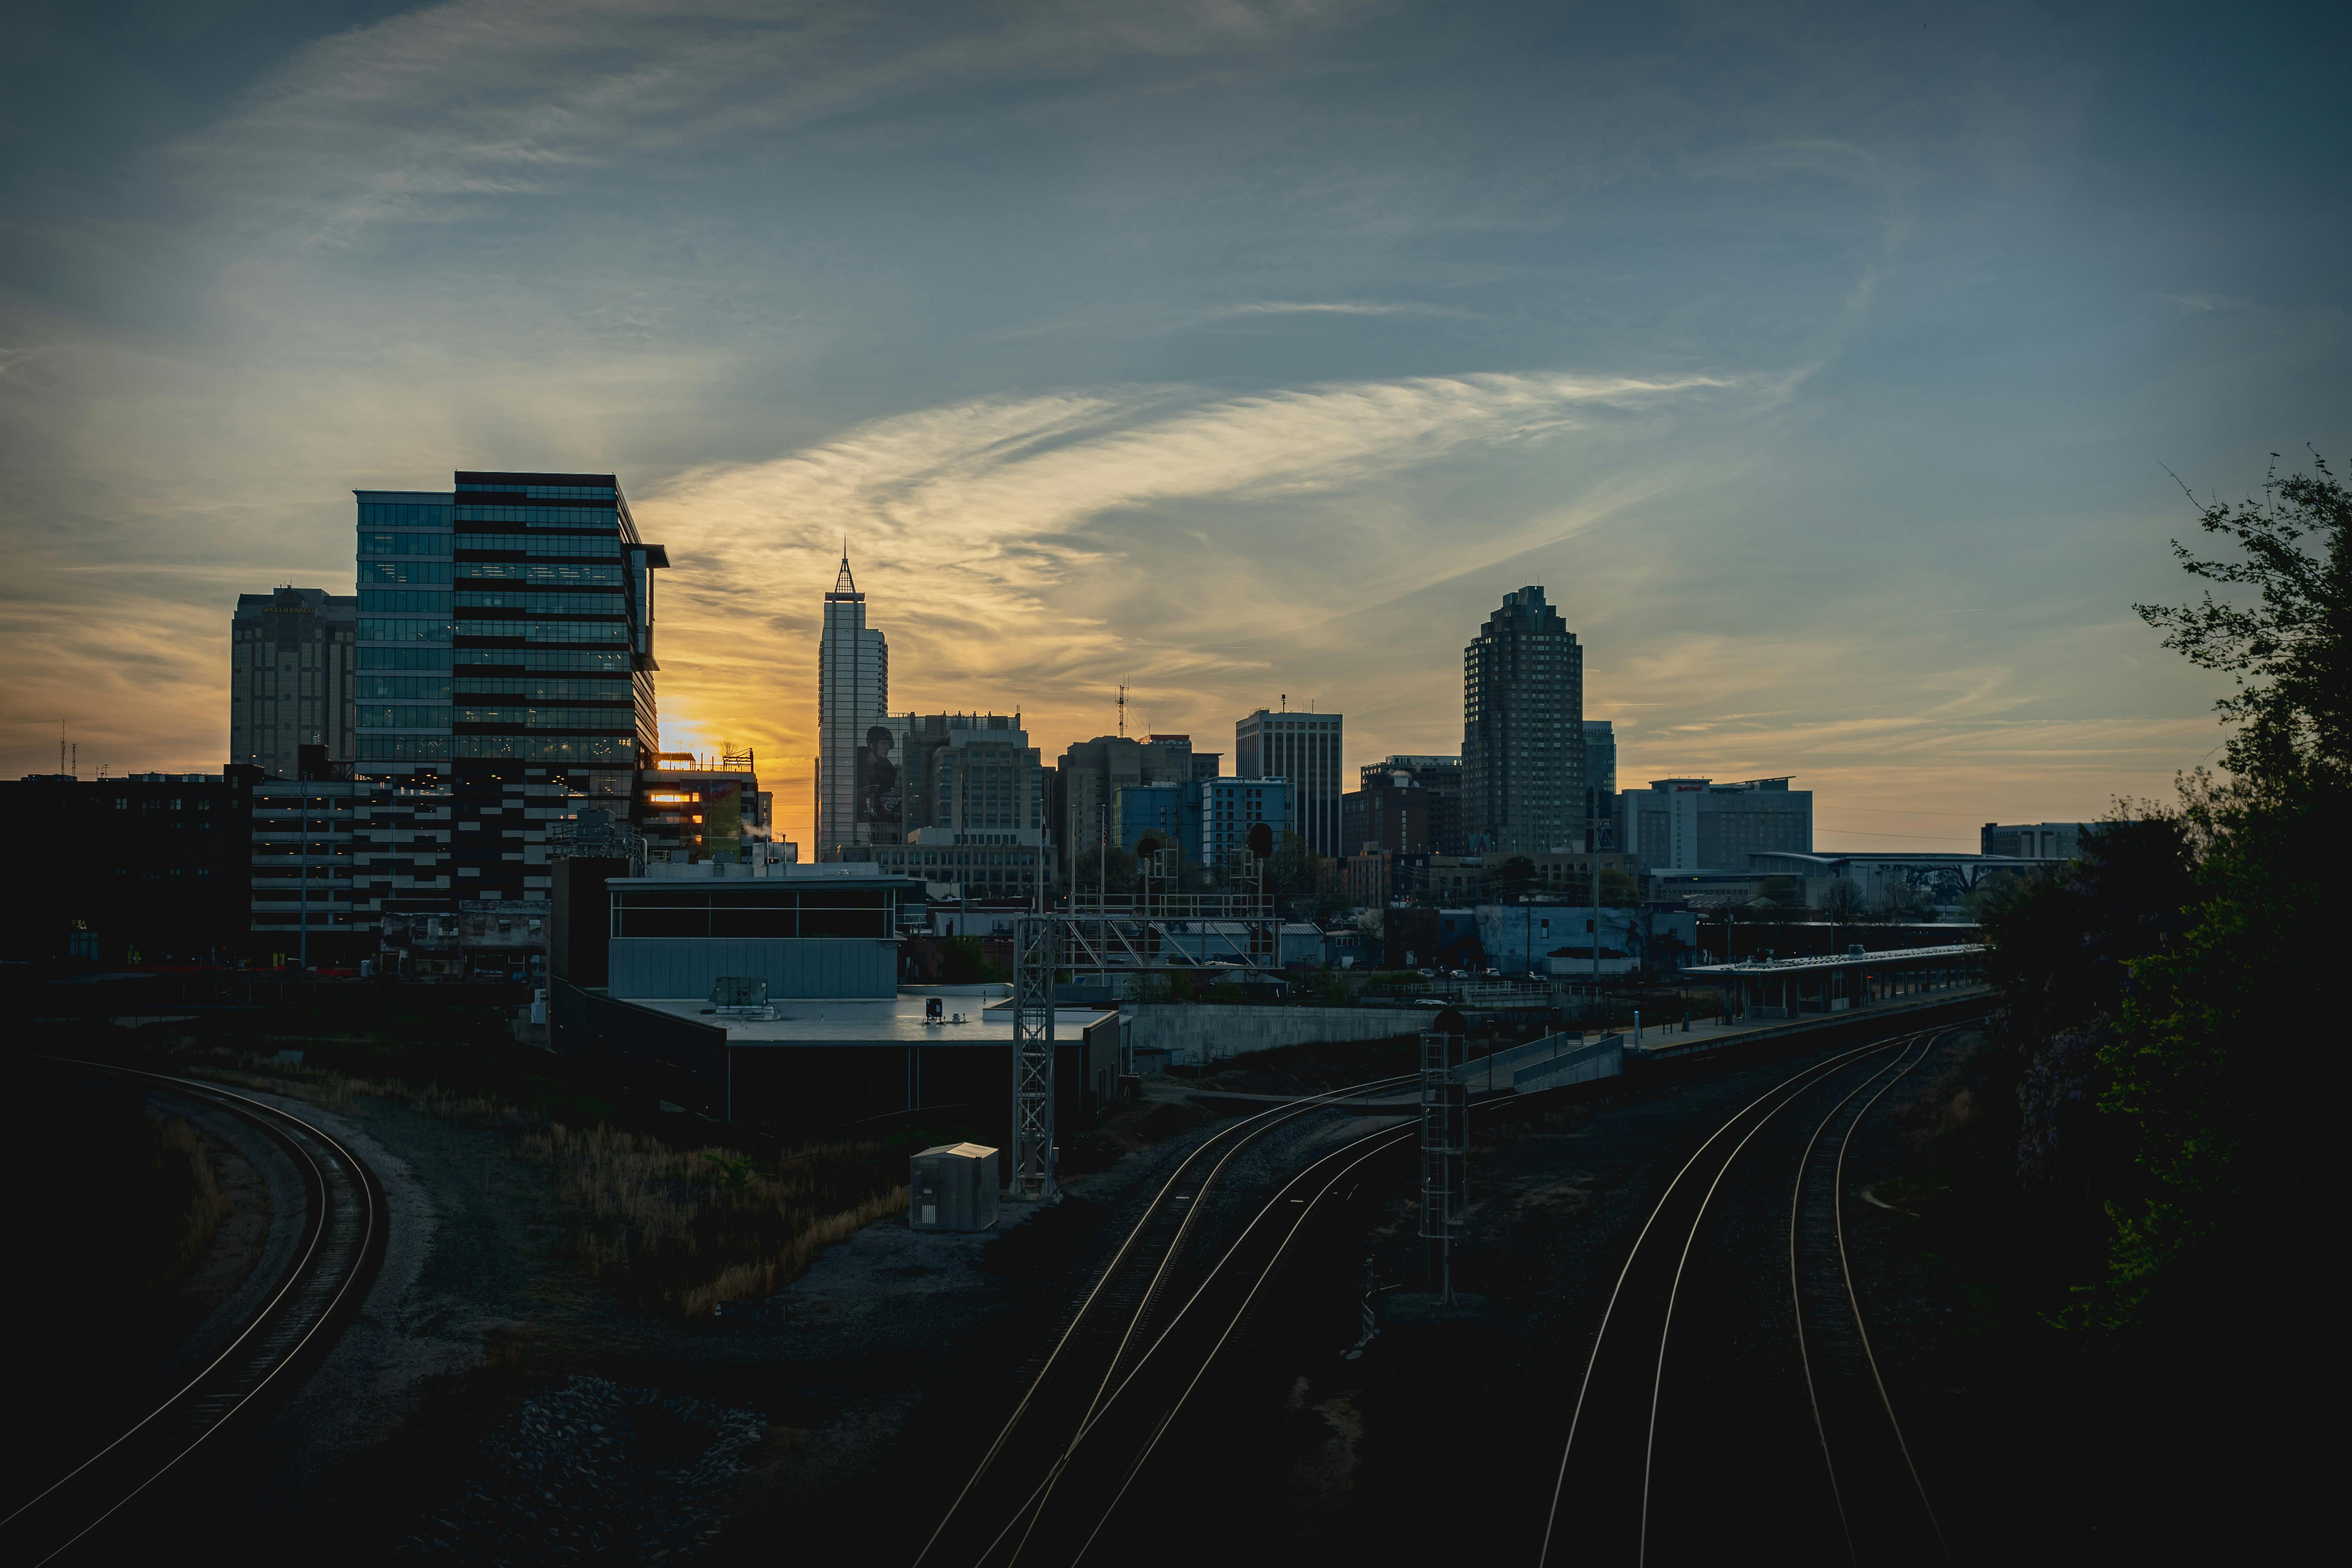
[1234,709,1343,859]
[354,470,667,905]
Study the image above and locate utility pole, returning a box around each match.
[1419,1023,1465,1305]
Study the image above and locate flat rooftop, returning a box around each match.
[623,989,1117,1045]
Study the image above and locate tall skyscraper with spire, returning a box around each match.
[817,554,889,858]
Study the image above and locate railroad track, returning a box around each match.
[3,1063,385,1565]
[913,1072,1421,1568]
[1790,1034,1951,1565]
[1537,1026,1963,1566]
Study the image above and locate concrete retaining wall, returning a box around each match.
[1122,1003,1440,1066]
[1514,1034,1623,1092]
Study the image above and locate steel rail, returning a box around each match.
[1067,1121,1421,1565]
[1786,1034,1936,1562]
[1827,1035,1952,1561]
[1534,1030,1927,1568]
[1002,1072,1402,1561]
[3,1063,382,1565]
[982,1118,1422,1565]
[911,1069,1419,1568]
[1016,1063,1593,1564]
[1634,1035,1919,1564]
[1005,1077,1412,1564]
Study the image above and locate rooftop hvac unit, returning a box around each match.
[910,1142,1000,1232]
[707,975,777,1020]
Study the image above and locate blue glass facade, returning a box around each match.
[354,489,456,771]
[1110,776,1291,867]
[353,470,668,906]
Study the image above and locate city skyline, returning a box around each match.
[6,3,2343,852]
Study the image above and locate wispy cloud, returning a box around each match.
[1683,137,1908,195]
[1205,300,1466,318]
[2160,292,2251,314]
[639,366,1734,762]
[181,0,1378,243]
[653,367,1728,599]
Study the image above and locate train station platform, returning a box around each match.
[1631,983,1989,1061]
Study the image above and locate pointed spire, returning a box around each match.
[833,553,856,596]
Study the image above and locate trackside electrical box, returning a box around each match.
[910,1143,1000,1232]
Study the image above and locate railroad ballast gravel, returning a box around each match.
[396,1375,763,1563]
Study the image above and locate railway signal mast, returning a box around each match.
[1420,1010,1468,1304]
[1006,822,1283,1200]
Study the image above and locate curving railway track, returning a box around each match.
[2,1063,385,1566]
[914,1072,1424,1568]
[1538,1026,1967,1566]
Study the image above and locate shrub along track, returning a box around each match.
[2,1062,386,1565]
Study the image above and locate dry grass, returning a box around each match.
[521,1122,905,1316]
[184,1056,535,1129]
[153,1114,231,1277]
[675,1189,909,1318]
[188,1060,409,1110]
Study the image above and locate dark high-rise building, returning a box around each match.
[1057,735,1187,888]
[2,768,259,966]
[1144,733,1223,782]
[1363,755,1464,854]
[1342,768,1429,854]
[1235,708,1343,859]
[231,587,357,777]
[353,470,666,906]
[1462,586,1583,855]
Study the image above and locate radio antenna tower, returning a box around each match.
[1116,683,1128,738]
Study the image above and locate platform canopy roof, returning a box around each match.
[1683,942,1983,977]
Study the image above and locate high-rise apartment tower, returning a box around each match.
[817,555,889,857]
[1463,586,1583,855]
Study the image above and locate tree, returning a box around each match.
[1069,845,1137,896]
[1977,820,2196,1189]
[1265,830,1340,915]
[1495,856,1538,899]
[2136,451,2352,788]
[1819,877,1867,922]
[2079,451,2350,1328]
[937,935,1005,984]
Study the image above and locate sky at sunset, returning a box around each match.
[3,0,2346,852]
